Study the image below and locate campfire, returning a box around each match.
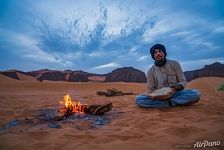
[59,94,87,114]
[57,94,113,121]
[0,94,114,132]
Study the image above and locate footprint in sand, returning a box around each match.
[163,126,205,138]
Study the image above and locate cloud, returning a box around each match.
[88,51,105,57]
[93,62,120,70]
[137,55,148,62]
[0,29,73,66]
[0,0,223,73]
[213,25,224,33]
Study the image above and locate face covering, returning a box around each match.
[154,58,167,67]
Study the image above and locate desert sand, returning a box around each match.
[0,76,223,150]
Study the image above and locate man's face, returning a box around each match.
[154,49,165,61]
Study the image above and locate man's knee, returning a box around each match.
[135,96,140,105]
[172,89,201,106]
[191,89,201,103]
[135,95,153,107]
[135,98,144,107]
[135,95,146,104]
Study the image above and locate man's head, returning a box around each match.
[150,44,167,61]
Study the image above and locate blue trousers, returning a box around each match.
[135,89,201,108]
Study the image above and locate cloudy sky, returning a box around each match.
[0,0,223,73]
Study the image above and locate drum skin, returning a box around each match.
[148,87,174,100]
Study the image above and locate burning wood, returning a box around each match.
[56,94,113,121]
[96,88,134,97]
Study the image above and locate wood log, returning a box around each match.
[85,103,113,115]
[96,88,134,97]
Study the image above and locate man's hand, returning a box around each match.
[170,84,184,92]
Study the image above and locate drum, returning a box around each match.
[148,87,174,100]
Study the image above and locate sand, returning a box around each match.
[0,77,223,150]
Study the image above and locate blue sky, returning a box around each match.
[0,0,224,73]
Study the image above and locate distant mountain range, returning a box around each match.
[184,62,224,82]
[0,62,223,83]
[0,69,107,82]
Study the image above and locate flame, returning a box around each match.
[59,94,86,114]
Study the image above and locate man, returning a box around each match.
[135,44,201,107]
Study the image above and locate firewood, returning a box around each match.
[85,103,113,115]
[56,107,73,121]
[56,103,113,121]
[96,88,134,97]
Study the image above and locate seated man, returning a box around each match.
[135,44,201,108]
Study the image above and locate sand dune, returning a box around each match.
[88,76,106,82]
[0,74,18,82]
[16,72,38,81]
[0,77,223,150]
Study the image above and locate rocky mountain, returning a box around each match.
[184,62,224,82]
[68,72,88,82]
[105,67,147,83]
[37,71,66,81]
